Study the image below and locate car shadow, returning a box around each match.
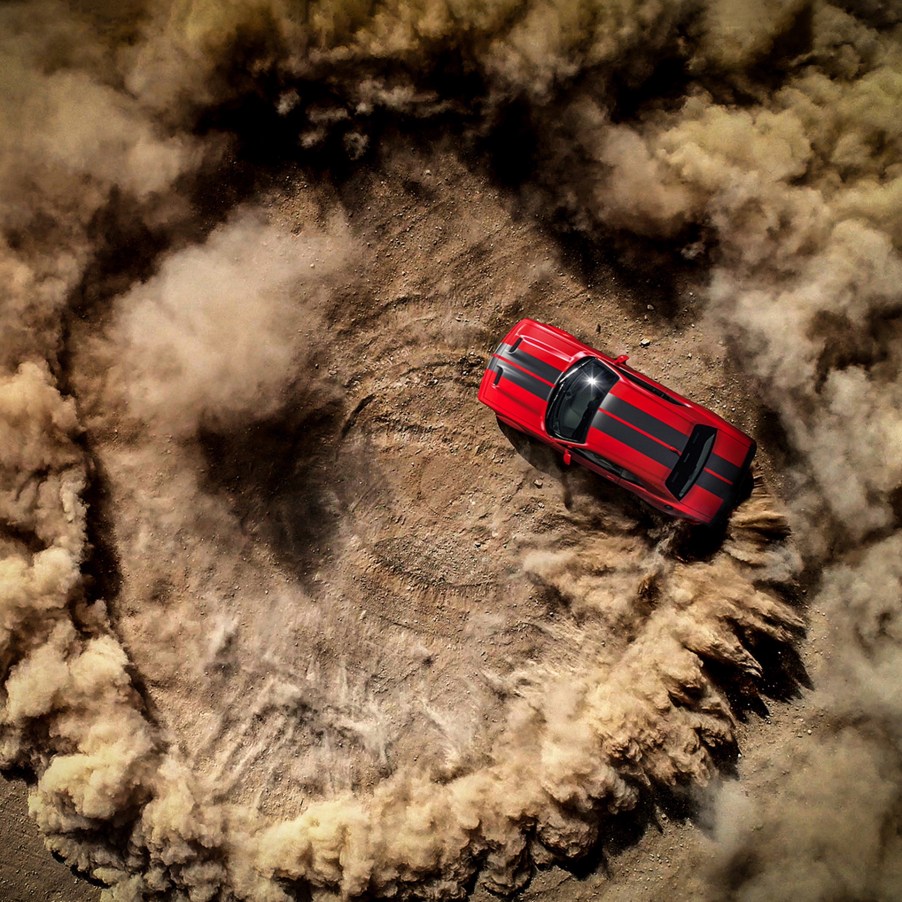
[496,417,669,529]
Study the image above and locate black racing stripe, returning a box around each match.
[498,362,553,400]
[696,470,731,500]
[486,357,503,385]
[591,407,608,432]
[603,396,688,451]
[497,343,562,384]
[707,453,740,482]
[593,412,678,469]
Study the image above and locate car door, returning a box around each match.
[571,448,624,486]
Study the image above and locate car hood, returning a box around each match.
[483,373,550,434]
[478,320,586,434]
[510,320,587,375]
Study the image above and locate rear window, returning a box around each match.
[666,425,716,499]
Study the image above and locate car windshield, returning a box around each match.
[666,425,717,499]
[546,358,618,443]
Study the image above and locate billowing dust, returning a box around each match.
[1,1,901,901]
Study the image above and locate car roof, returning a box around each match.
[584,377,699,489]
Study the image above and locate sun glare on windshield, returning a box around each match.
[546,358,618,443]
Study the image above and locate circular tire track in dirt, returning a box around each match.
[52,145,806,897]
[2,4,899,899]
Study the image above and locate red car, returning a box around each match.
[478,319,756,525]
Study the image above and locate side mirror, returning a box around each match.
[614,354,629,365]
[562,448,572,466]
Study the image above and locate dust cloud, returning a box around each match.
[107,209,353,436]
[1,0,900,900]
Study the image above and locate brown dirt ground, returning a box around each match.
[1,140,813,900]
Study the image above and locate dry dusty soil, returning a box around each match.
[1,141,814,901]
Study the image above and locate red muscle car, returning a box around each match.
[477,319,756,525]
